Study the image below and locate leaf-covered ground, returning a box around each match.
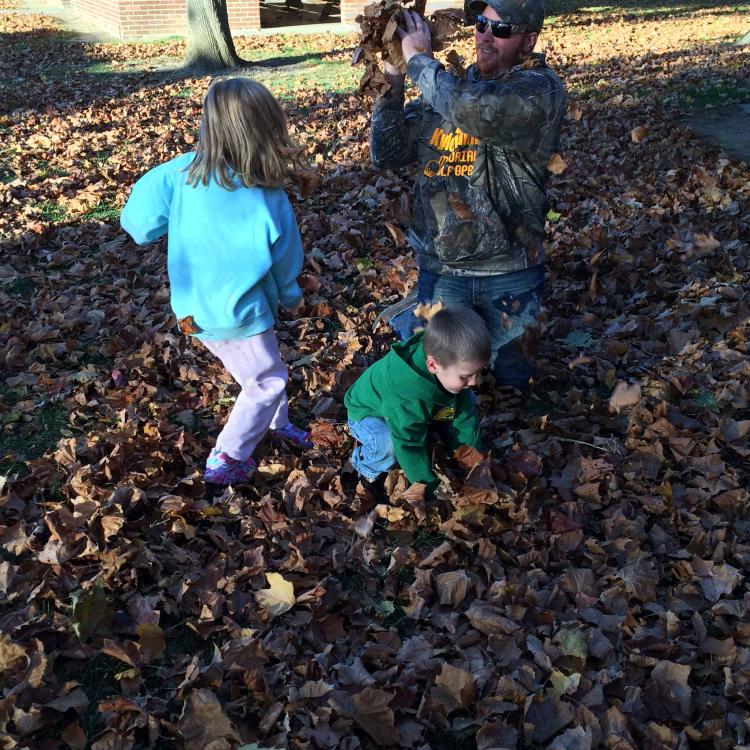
[1,3,750,749]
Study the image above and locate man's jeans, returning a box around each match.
[348,417,395,482]
[390,266,545,388]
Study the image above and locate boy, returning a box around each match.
[345,305,491,498]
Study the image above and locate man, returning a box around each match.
[371,0,567,389]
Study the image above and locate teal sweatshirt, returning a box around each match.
[120,152,303,340]
[345,333,481,488]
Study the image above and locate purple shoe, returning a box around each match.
[272,423,313,450]
[204,449,256,485]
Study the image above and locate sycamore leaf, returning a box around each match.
[255,572,296,618]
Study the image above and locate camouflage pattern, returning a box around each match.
[467,0,545,33]
[370,53,567,276]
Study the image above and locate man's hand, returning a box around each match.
[396,10,433,64]
[383,59,404,78]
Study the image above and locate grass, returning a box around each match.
[84,61,116,75]
[0,402,68,476]
[679,80,750,109]
[78,653,124,737]
[35,158,67,177]
[251,58,359,98]
[38,200,68,222]
[84,201,120,222]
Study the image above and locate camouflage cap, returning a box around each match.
[466,0,545,32]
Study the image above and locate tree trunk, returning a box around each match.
[185,0,244,71]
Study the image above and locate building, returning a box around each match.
[63,0,460,39]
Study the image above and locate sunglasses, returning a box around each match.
[475,14,519,38]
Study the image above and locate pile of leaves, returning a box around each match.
[353,0,467,95]
[1,3,750,749]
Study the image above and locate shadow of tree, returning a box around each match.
[547,0,750,19]
[0,25,337,116]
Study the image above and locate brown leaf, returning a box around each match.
[178,689,240,750]
[466,602,520,635]
[435,571,469,606]
[0,634,26,673]
[384,221,406,247]
[433,663,476,711]
[547,153,568,174]
[136,623,165,663]
[352,687,398,745]
[62,721,87,750]
[609,381,641,413]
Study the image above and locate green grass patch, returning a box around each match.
[0,164,15,183]
[0,402,68,476]
[38,200,68,222]
[35,159,67,178]
[91,148,113,165]
[85,61,115,75]
[84,202,120,222]
[173,86,193,98]
[251,59,359,97]
[679,81,750,110]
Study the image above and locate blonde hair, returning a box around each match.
[187,77,312,193]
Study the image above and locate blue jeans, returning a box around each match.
[348,417,395,482]
[390,266,545,388]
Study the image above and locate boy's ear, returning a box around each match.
[425,354,440,374]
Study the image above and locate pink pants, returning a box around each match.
[202,329,290,461]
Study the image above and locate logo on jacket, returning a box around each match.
[433,406,455,421]
[424,127,479,178]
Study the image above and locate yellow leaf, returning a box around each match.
[255,572,296,619]
[375,504,406,522]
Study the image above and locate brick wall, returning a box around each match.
[65,0,461,38]
[227,0,260,32]
[341,0,463,25]
[66,0,262,39]
[67,0,125,37]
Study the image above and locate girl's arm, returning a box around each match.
[270,204,304,310]
[120,163,175,244]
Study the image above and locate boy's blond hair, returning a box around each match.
[187,77,307,191]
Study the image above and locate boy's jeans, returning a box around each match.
[348,417,395,482]
[389,266,545,389]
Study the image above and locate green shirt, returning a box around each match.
[344,333,481,488]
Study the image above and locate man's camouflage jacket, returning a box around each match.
[370,52,568,276]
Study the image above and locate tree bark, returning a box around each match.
[185,0,244,71]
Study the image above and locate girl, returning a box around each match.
[121,77,313,485]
